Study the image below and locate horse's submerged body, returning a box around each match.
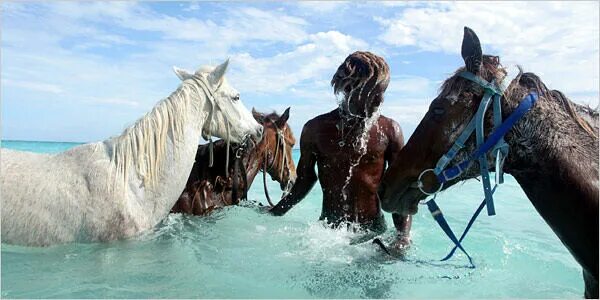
[378,27,599,298]
[1,60,263,246]
[171,109,296,216]
[1,138,195,245]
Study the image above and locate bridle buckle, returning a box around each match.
[417,168,444,197]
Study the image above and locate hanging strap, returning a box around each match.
[426,198,475,268]
[442,185,497,262]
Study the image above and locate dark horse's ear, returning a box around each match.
[252,107,264,123]
[276,107,290,128]
[461,26,483,74]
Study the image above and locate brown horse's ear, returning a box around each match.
[461,26,482,74]
[252,107,264,123]
[276,107,290,128]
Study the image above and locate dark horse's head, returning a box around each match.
[252,108,297,189]
[378,27,514,215]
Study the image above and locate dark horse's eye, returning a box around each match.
[432,107,445,115]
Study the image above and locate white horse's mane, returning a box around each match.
[109,79,204,188]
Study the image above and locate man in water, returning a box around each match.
[268,51,412,253]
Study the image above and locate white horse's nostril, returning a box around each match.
[255,127,264,140]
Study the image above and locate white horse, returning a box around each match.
[1,59,263,246]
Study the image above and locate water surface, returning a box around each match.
[1,140,581,298]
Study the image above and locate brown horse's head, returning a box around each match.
[379,27,510,216]
[252,107,297,189]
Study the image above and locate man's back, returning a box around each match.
[302,110,402,226]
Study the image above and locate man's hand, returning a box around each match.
[267,205,286,216]
[389,233,411,253]
[373,233,411,259]
[257,204,273,214]
[256,203,287,216]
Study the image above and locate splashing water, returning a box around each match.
[339,111,380,208]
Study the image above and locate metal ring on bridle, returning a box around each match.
[417,168,444,196]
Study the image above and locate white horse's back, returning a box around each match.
[1,144,125,246]
[1,59,262,246]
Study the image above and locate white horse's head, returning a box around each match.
[173,59,262,144]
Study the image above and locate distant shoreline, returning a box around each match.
[1,139,84,144]
[1,140,301,150]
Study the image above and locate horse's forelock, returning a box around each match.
[439,56,508,100]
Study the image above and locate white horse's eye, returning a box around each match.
[233,95,240,101]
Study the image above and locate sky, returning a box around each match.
[1,1,598,145]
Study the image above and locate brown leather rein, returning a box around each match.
[262,127,292,207]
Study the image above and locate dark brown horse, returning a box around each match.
[378,27,598,298]
[171,108,296,216]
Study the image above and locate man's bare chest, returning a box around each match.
[313,122,388,163]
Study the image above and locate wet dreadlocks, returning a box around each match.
[331,51,390,117]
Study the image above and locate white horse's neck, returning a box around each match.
[106,78,211,227]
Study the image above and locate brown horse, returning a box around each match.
[171,108,296,216]
[378,27,598,298]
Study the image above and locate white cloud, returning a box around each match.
[295,1,349,13]
[3,79,63,94]
[386,75,433,96]
[85,96,140,107]
[183,2,201,12]
[377,1,599,100]
[230,31,368,94]
[381,102,429,124]
[49,3,308,45]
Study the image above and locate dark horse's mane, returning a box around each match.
[439,55,598,139]
[505,70,598,138]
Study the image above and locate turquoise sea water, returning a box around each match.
[1,140,582,298]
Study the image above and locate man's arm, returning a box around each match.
[269,123,318,216]
[383,119,412,238]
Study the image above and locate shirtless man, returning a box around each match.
[269,51,412,251]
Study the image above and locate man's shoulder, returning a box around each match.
[378,114,401,128]
[377,114,403,141]
[304,110,337,129]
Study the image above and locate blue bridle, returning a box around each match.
[417,71,539,267]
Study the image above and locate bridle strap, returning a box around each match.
[263,154,275,207]
[432,71,508,216]
[192,75,237,170]
[231,150,247,205]
[261,126,289,207]
[420,70,539,266]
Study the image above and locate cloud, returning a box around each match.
[85,96,140,107]
[230,31,368,94]
[48,2,308,46]
[294,1,349,13]
[385,75,433,97]
[376,1,599,100]
[3,79,63,94]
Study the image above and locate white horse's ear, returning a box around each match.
[208,58,229,83]
[173,66,193,81]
